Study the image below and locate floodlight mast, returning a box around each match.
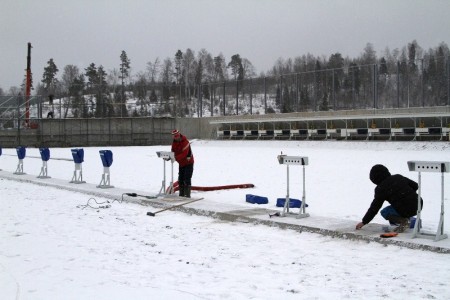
[25,42,32,127]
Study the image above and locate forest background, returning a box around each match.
[0,40,449,119]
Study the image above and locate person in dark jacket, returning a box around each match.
[355,164,423,233]
[171,129,194,198]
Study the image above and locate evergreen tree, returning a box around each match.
[119,50,131,117]
[85,63,98,87]
[70,74,86,118]
[408,41,417,71]
[214,55,225,81]
[228,54,243,80]
[174,50,183,84]
[42,58,59,93]
[97,65,107,117]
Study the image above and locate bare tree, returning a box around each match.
[61,65,81,117]
[146,58,161,83]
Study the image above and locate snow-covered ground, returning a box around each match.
[1,140,450,299]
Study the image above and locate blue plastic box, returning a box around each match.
[71,148,84,164]
[246,194,268,204]
[39,148,50,161]
[276,198,308,208]
[99,150,113,167]
[16,146,26,159]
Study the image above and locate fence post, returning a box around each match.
[447,58,450,106]
[223,81,226,116]
[373,64,377,109]
[235,79,239,115]
[210,83,213,117]
[421,59,424,108]
[264,77,267,114]
[249,78,253,115]
[332,70,335,110]
[397,61,400,108]
[199,84,202,118]
[296,73,299,112]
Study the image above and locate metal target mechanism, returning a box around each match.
[70,148,86,184]
[407,161,449,241]
[157,151,175,196]
[277,154,309,218]
[37,147,51,179]
[97,150,114,188]
[14,146,26,175]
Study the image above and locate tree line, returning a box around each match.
[1,40,449,118]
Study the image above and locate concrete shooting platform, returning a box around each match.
[1,170,449,254]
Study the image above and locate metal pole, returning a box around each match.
[397,61,400,108]
[210,83,213,117]
[441,171,445,234]
[447,58,450,106]
[296,73,299,112]
[235,79,238,115]
[250,78,253,115]
[223,81,226,116]
[373,64,377,109]
[280,75,283,112]
[421,59,424,107]
[332,70,335,110]
[413,171,422,237]
[301,165,306,214]
[25,43,32,127]
[283,164,290,215]
[17,93,21,144]
[264,77,267,114]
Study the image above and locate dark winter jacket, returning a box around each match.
[362,164,422,224]
[171,135,194,167]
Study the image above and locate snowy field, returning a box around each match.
[1,140,450,299]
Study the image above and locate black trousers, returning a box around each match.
[178,164,194,186]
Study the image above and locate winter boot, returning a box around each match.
[185,186,191,198]
[178,185,185,197]
[387,215,410,233]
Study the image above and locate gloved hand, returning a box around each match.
[164,158,170,161]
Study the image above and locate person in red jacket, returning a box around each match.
[171,129,194,197]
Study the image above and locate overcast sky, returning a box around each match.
[1,0,449,91]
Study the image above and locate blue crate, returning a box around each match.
[16,146,26,159]
[276,198,308,208]
[99,150,113,167]
[71,148,84,164]
[246,194,268,204]
[39,148,50,161]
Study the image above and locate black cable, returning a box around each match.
[77,193,159,210]
[77,197,110,210]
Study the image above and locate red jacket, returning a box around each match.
[171,135,194,167]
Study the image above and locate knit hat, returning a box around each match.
[171,129,180,137]
[369,164,391,185]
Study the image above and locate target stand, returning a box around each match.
[14,146,26,175]
[97,150,114,188]
[277,154,309,218]
[70,148,86,184]
[156,151,175,196]
[407,161,449,242]
[37,147,51,178]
